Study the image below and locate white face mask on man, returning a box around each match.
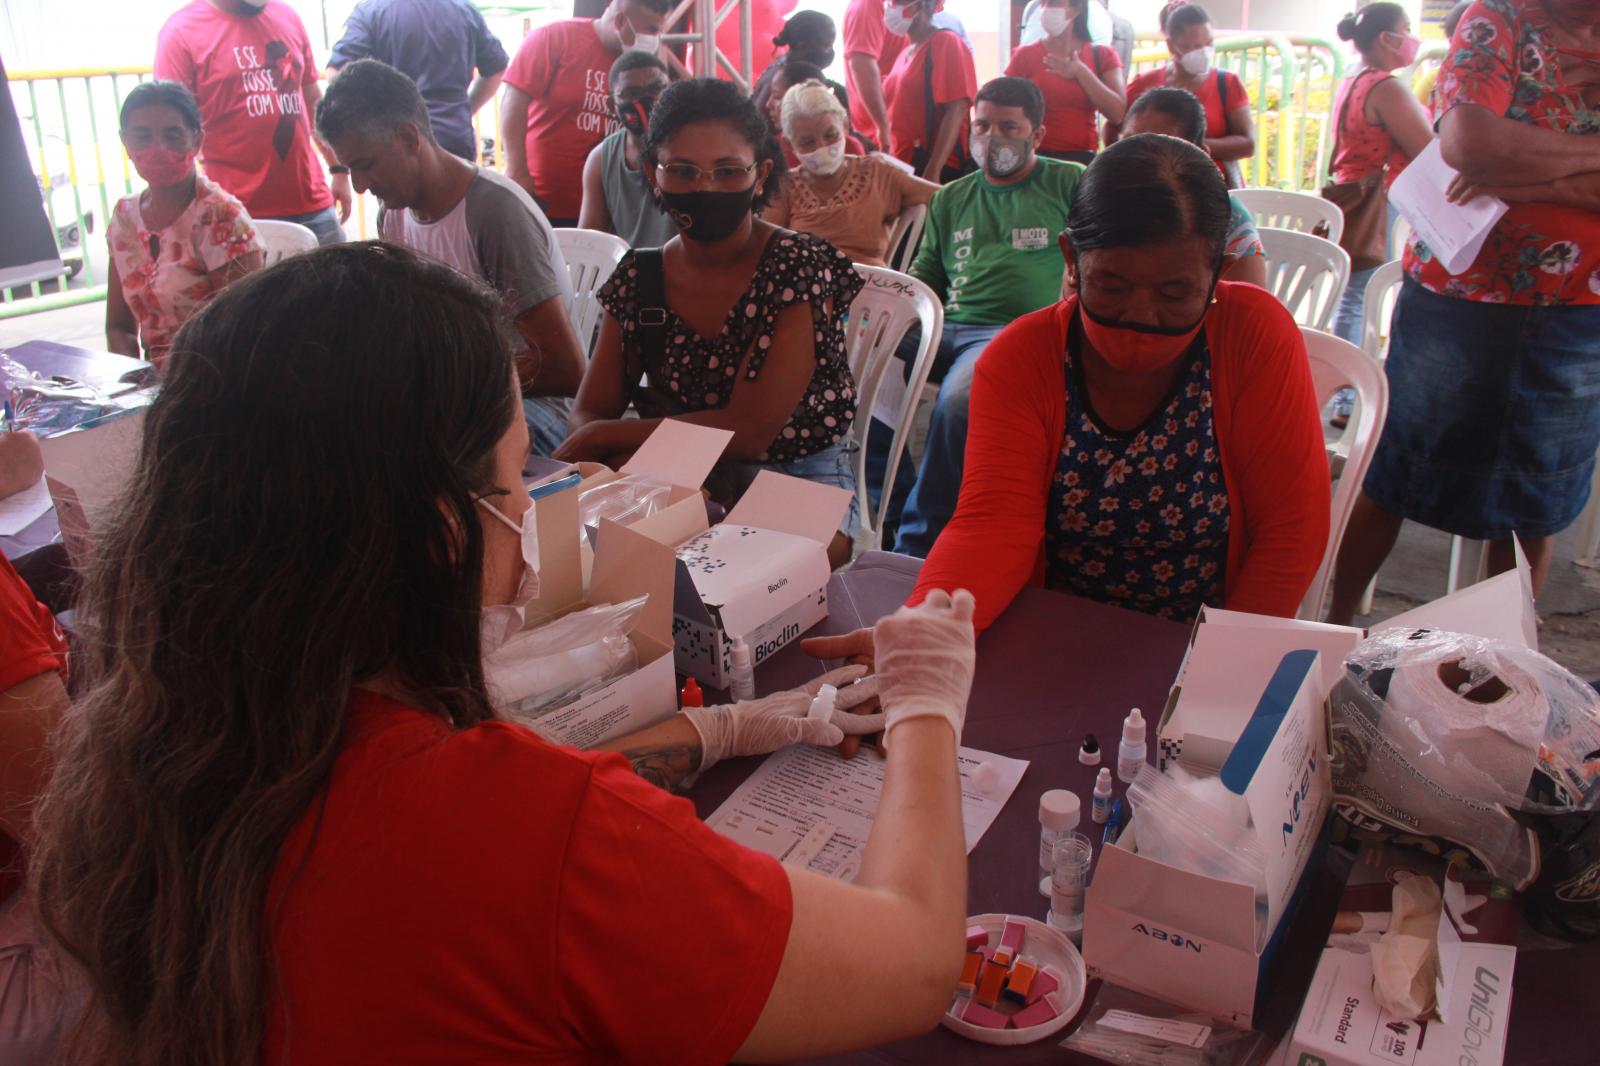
[883,2,918,36]
[476,496,541,655]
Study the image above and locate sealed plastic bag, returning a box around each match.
[577,475,673,533]
[1329,627,1600,939]
[485,597,647,717]
[1059,984,1273,1066]
[3,353,154,436]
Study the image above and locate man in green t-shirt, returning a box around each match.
[891,77,1083,557]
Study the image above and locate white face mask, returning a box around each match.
[1040,7,1071,37]
[798,139,847,176]
[1179,45,1215,76]
[883,3,916,36]
[626,28,661,55]
[476,496,541,655]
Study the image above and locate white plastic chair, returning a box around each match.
[253,219,317,264]
[844,265,944,551]
[1359,259,1405,360]
[884,203,928,274]
[1298,327,1389,621]
[1259,227,1351,332]
[553,227,628,358]
[1389,213,1412,258]
[1233,188,1345,244]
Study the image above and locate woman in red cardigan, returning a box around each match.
[814,134,1329,650]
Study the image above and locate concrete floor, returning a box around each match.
[6,299,1598,680]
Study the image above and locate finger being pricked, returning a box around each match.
[829,674,883,759]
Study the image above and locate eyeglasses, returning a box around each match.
[654,161,758,189]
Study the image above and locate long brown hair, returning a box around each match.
[30,242,519,1065]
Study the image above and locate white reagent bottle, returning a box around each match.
[1091,768,1113,824]
[1117,707,1147,784]
[729,638,756,701]
[1037,790,1081,897]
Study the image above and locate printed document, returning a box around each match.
[1390,140,1508,275]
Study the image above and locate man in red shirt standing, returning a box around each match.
[499,0,678,227]
[843,0,905,151]
[0,551,73,1066]
[156,0,353,244]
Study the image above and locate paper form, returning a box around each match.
[1389,140,1508,275]
[705,744,1029,881]
[0,476,52,536]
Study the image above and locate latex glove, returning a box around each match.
[873,588,977,743]
[683,666,884,771]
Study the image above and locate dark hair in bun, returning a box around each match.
[1336,3,1407,55]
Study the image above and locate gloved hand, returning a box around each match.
[683,666,885,771]
[873,588,977,742]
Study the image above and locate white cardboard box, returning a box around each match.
[1084,645,1331,1027]
[504,477,681,749]
[36,408,145,568]
[1286,843,1516,1066]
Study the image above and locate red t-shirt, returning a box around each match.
[882,30,978,173]
[1005,41,1123,153]
[1124,66,1248,181]
[842,0,905,140]
[502,19,621,221]
[0,551,69,903]
[262,690,791,1063]
[154,0,333,219]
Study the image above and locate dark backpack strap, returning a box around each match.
[631,247,667,386]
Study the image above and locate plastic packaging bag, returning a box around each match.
[1060,984,1274,1066]
[1330,626,1600,938]
[485,597,647,716]
[1127,764,1270,945]
[3,353,117,435]
[578,475,673,533]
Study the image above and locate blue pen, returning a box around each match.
[527,472,582,501]
[1102,798,1125,848]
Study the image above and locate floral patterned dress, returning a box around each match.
[1044,329,1230,620]
[1405,0,1600,304]
[107,173,261,363]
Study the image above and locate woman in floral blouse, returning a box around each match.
[106,81,263,367]
[1328,0,1600,623]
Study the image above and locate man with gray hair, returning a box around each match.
[316,59,584,456]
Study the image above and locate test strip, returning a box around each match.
[782,821,836,867]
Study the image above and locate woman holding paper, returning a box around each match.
[1327,0,1600,624]
[1325,4,1435,345]
[30,242,980,1065]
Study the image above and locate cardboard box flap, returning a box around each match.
[589,518,676,644]
[619,419,733,488]
[1374,565,1537,651]
[1097,832,1263,951]
[726,469,853,545]
[525,480,584,623]
[37,407,145,525]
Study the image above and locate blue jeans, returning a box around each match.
[522,396,572,458]
[266,206,345,246]
[891,321,1005,557]
[1332,263,1379,346]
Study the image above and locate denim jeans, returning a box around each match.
[1332,263,1380,347]
[888,321,1005,557]
[265,206,346,246]
[522,396,572,458]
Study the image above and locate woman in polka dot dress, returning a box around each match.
[558,78,864,567]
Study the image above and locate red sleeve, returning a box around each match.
[911,306,1064,631]
[1211,285,1329,617]
[842,0,885,59]
[0,554,67,692]
[930,31,978,107]
[557,755,792,1062]
[1433,2,1516,117]
[1095,44,1123,71]
[1003,44,1031,78]
[298,23,320,88]
[153,19,194,89]
[1222,71,1249,112]
[503,22,558,97]
[1123,69,1160,112]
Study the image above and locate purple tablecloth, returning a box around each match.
[693,552,1599,1066]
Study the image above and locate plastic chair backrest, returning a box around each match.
[1298,326,1389,620]
[553,227,629,358]
[1389,213,1411,257]
[885,203,928,274]
[844,265,944,551]
[1360,259,1405,360]
[253,219,317,265]
[1233,188,1345,244]
[1259,227,1351,332]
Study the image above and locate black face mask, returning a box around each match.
[657,187,757,242]
[616,93,656,138]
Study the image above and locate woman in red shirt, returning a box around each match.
[809,135,1329,654]
[29,243,977,1065]
[1006,0,1127,164]
[880,0,978,183]
[1110,4,1255,187]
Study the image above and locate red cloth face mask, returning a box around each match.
[1077,284,1214,374]
[128,145,198,187]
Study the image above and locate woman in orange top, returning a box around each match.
[1005,0,1126,164]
